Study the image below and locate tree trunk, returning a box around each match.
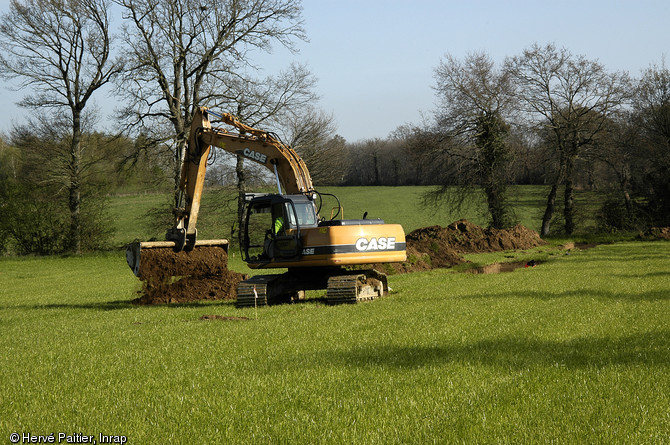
[621,164,633,219]
[372,151,380,186]
[564,157,575,235]
[173,137,187,208]
[484,181,507,229]
[564,179,574,235]
[541,181,559,237]
[69,111,82,254]
[392,159,399,186]
[236,154,246,248]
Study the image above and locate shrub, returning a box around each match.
[0,182,69,255]
[597,196,640,232]
[0,180,112,255]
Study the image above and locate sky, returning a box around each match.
[0,0,669,142]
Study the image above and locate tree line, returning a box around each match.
[0,0,668,255]
[319,46,670,237]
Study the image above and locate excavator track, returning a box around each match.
[235,268,389,307]
[326,269,388,305]
[236,275,275,308]
[236,274,304,308]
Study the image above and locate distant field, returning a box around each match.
[1,241,669,443]
[105,185,600,249]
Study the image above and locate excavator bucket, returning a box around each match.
[126,239,229,281]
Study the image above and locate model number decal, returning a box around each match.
[355,237,396,251]
[242,147,267,163]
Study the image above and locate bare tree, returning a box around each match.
[633,60,670,225]
[343,138,387,186]
[114,0,308,206]
[0,136,20,181]
[282,106,348,185]
[0,0,124,253]
[507,43,630,235]
[635,59,670,147]
[223,63,319,244]
[392,121,455,186]
[595,114,638,223]
[432,52,517,228]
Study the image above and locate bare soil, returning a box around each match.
[136,246,230,281]
[132,246,247,305]
[467,259,541,274]
[376,219,547,274]
[200,315,250,321]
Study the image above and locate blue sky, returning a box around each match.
[1,0,669,141]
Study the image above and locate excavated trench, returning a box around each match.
[467,260,541,274]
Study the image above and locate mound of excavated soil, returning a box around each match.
[132,246,247,305]
[639,227,670,240]
[414,219,545,253]
[375,219,546,274]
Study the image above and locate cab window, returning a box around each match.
[292,202,317,226]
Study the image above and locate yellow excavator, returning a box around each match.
[126,107,406,305]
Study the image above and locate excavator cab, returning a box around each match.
[242,194,318,262]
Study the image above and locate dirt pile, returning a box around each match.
[136,246,230,281]
[132,246,247,305]
[380,219,546,274]
[639,227,670,240]
[428,219,546,253]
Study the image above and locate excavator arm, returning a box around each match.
[169,106,314,250]
[196,108,313,194]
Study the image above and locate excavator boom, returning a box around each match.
[203,109,313,194]
[126,106,318,280]
[170,107,315,248]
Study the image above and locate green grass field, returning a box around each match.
[2,186,669,443]
[105,185,567,249]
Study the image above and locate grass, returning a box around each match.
[104,185,562,249]
[1,240,669,443]
[106,192,169,243]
